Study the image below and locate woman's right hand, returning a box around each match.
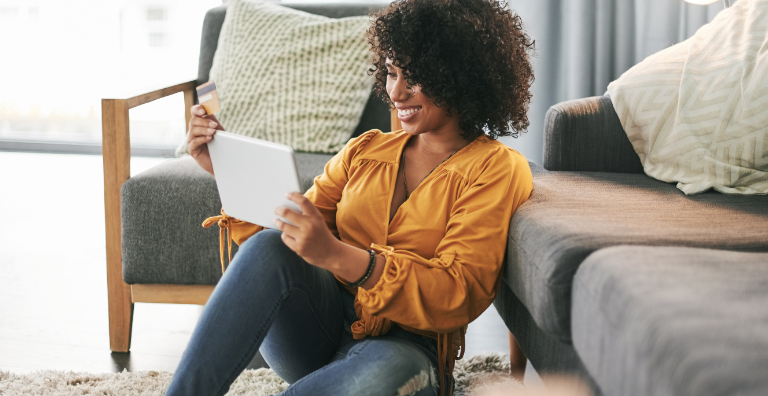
[187,104,224,176]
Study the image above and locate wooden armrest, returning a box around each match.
[104,79,197,112]
[120,80,196,108]
[101,78,195,352]
[101,78,197,208]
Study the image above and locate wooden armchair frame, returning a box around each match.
[101,82,523,378]
[102,79,199,353]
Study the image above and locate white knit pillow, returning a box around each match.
[182,0,373,154]
[607,0,768,195]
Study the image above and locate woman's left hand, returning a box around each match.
[273,192,340,268]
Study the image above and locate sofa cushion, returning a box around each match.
[572,246,768,396]
[607,0,768,195]
[189,0,375,155]
[197,4,391,140]
[122,153,333,284]
[505,163,768,342]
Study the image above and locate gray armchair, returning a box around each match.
[101,3,394,353]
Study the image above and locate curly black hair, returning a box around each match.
[368,0,535,140]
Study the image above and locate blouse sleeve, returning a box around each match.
[355,148,533,333]
[303,130,378,237]
[228,130,378,244]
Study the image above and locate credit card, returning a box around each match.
[196,81,221,115]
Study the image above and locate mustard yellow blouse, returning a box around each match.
[205,129,532,392]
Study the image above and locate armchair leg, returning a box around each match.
[102,98,134,352]
[509,331,527,382]
[107,283,134,353]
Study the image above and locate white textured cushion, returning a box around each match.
[185,0,373,154]
[607,0,768,195]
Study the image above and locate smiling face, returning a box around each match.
[386,59,461,137]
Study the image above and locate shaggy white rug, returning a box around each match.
[0,353,520,396]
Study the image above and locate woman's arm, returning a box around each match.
[301,131,378,236]
[271,131,384,286]
[275,192,386,288]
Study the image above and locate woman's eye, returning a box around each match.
[387,72,397,78]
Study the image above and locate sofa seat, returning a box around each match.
[505,163,768,343]
[122,153,334,285]
[572,246,768,396]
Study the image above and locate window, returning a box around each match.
[149,32,167,47]
[0,7,19,17]
[146,7,167,21]
[0,0,222,154]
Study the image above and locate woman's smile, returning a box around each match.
[396,105,422,122]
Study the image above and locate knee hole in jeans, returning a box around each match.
[397,368,437,396]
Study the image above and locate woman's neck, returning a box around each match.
[414,129,469,157]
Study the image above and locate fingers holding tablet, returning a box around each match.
[273,193,339,266]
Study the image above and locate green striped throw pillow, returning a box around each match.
[183,0,374,155]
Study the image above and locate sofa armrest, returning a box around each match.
[542,96,643,174]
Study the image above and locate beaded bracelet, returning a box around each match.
[348,249,377,288]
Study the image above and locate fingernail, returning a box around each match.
[273,218,279,225]
[207,128,215,134]
[209,122,217,127]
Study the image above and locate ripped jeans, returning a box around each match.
[165,229,449,396]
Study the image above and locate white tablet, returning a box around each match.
[207,131,303,228]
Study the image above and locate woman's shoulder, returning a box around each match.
[451,135,531,179]
[342,129,409,164]
[476,135,528,162]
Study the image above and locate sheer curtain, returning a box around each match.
[502,0,730,164]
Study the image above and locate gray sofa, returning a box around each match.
[493,96,768,395]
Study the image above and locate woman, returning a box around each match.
[167,0,534,394]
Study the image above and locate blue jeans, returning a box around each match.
[166,229,448,396]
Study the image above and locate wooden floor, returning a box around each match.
[0,151,539,383]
